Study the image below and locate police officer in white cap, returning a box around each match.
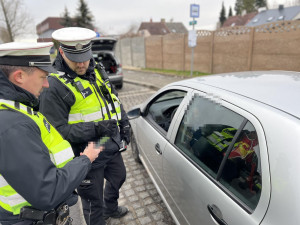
[0,42,103,225]
[39,27,130,225]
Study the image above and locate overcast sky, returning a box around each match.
[23,0,286,37]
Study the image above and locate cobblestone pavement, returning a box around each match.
[71,70,185,225]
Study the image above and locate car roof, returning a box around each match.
[172,71,300,119]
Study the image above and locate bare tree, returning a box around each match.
[120,24,139,38]
[0,0,33,42]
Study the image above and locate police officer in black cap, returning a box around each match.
[0,42,103,225]
[39,27,130,225]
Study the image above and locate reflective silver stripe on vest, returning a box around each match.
[69,111,103,123]
[0,193,26,206]
[111,115,118,120]
[51,147,74,165]
[0,99,14,106]
[83,111,104,122]
[68,106,109,122]
[0,99,31,113]
[108,104,112,111]
[0,176,8,188]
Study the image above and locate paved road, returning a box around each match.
[70,70,184,225]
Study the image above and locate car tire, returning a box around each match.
[130,130,141,164]
[116,83,123,89]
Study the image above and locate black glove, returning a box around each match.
[95,119,118,137]
[120,125,131,144]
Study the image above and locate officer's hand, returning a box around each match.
[81,142,104,162]
[95,119,118,137]
[120,125,131,145]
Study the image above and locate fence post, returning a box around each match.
[183,34,186,71]
[119,39,123,65]
[161,36,164,69]
[144,37,147,69]
[210,31,215,74]
[130,38,134,67]
[247,27,255,71]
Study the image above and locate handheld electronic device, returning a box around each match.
[95,136,110,148]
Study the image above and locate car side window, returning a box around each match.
[219,121,261,210]
[147,90,186,132]
[175,94,262,210]
[175,94,244,178]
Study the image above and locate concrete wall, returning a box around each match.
[119,38,133,67]
[116,20,300,73]
[185,30,214,73]
[162,33,185,71]
[145,36,163,69]
[251,22,300,71]
[131,37,146,68]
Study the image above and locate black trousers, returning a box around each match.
[77,152,126,225]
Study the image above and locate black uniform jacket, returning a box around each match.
[0,69,91,221]
[39,54,130,168]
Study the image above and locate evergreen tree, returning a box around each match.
[219,2,226,26]
[243,0,256,13]
[75,0,94,29]
[61,7,73,27]
[255,0,267,9]
[228,6,233,17]
[234,0,243,15]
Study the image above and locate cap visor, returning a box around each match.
[64,49,93,63]
[37,65,57,74]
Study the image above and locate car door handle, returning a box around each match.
[155,143,162,155]
[207,204,228,225]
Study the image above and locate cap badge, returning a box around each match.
[75,43,83,50]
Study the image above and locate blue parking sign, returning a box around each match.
[190,4,200,18]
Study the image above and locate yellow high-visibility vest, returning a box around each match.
[0,99,74,215]
[51,70,121,125]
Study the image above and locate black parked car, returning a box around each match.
[91,37,123,89]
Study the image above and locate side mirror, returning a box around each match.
[127,108,141,120]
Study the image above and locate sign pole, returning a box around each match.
[189,4,199,77]
[190,17,195,77]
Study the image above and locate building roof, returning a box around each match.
[138,19,187,35]
[223,12,258,27]
[165,22,187,33]
[138,21,169,35]
[247,5,300,27]
[36,17,64,35]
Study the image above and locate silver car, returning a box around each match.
[128,71,300,225]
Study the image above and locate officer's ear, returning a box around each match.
[59,47,64,56]
[9,69,26,85]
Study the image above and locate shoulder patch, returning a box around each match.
[43,118,51,133]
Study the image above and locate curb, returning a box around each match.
[123,67,187,78]
[123,78,160,91]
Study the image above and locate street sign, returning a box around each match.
[189,20,197,26]
[188,30,197,48]
[190,4,200,18]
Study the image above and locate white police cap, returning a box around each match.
[0,42,56,73]
[52,27,96,63]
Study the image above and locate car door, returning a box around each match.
[162,90,270,225]
[136,88,187,192]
